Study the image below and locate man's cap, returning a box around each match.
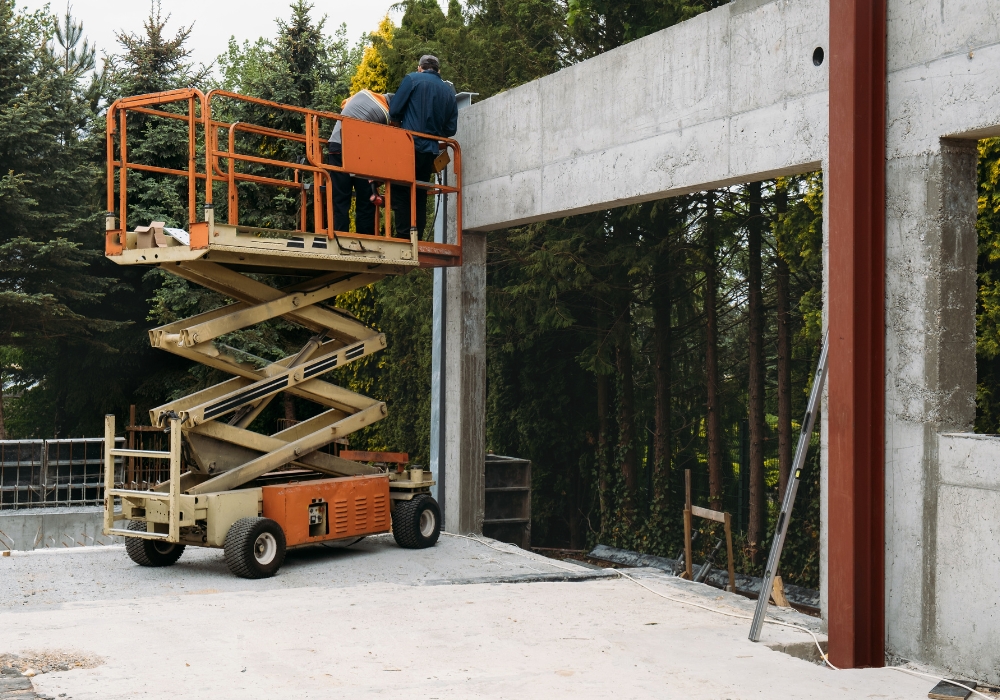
[419,55,440,72]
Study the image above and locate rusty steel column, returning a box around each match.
[828,0,886,668]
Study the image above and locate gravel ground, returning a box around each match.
[2,533,585,611]
[0,567,928,700]
[0,651,102,676]
[0,535,956,700]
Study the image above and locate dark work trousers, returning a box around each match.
[391,150,437,238]
[326,152,376,235]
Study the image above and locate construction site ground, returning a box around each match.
[1,535,936,699]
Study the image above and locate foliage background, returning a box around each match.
[4,0,1000,591]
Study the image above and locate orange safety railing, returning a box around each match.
[105,88,463,267]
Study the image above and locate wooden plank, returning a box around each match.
[340,450,409,464]
[691,505,726,524]
[771,575,792,608]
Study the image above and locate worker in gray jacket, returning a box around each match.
[326,89,391,234]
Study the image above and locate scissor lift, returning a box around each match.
[100,89,463,578]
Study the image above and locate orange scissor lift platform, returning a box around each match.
[101,88,461,578]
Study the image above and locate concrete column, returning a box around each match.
[432,91,479,527]
[884,138,978,664]
[443,231,486,534]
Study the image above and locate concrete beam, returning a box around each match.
[457,0,829,231]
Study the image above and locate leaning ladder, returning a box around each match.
[749,333,829,641]
[105,260,389,528]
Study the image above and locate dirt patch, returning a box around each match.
[0,650,102,676]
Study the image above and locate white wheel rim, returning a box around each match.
[254,532,277,565]
[153,541,174,555]
[419,509,436,538]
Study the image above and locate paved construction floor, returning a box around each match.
[1,534,934,699]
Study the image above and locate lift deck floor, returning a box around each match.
[111,222,429,276]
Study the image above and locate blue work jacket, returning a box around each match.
[389,70,458,154]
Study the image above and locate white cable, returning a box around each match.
[445,533,834,669]
[888,666,993,700]
[614,569,835,670]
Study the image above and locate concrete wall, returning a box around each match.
[0,507,119,551]
[453,0,1000,680]
[931,434,1000,675]
[884,1,1000,678]
[457,0,829,231]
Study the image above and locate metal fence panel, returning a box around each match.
[0,440,44,509]
[0,438,124,510]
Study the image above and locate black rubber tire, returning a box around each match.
[392,494,441,549]
[124,520,186,567]
[224,517,286,579]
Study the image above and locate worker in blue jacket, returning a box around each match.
[388,55,458,238]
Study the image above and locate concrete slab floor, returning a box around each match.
[0,535,932,699]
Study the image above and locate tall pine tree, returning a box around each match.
[0,1,122,437]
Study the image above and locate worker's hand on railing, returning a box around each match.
[369,181,384,207]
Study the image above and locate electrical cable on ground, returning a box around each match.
[613,568,835,670]
[617,570,996,699]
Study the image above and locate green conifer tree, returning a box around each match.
[0,1,123,437]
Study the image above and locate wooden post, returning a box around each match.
[683,469,693,580]
[103,414,115,535]
[127,404,136,487]
[724,511,736,593]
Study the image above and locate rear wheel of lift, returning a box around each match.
[392,494,441,549]
[125,520,186,567]
[224,517,286,579]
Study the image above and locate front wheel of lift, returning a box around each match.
[224,517,286,579]
[392,494,441,549]
[125,520,186,567]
